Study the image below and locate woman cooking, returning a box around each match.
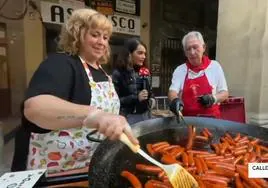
[112,38,155,123]
[11,8,138,174]
[168,31,229,118]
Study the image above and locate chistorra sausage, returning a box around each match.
[120,170,142,188]
[136,164,162,174]
[144,180,172,188]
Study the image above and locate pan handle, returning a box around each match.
[86,129,104,143]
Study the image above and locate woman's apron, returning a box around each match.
[27,60,120,174]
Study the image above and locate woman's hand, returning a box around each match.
[83,110,139,145]
[138,89,148,101]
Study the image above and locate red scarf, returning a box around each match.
[186,56,211,73]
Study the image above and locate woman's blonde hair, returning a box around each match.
[58,8,113,64]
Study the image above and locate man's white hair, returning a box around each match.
[182,31,205,50]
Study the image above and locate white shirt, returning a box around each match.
[169,60,228,95]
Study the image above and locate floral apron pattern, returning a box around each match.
[27,58,120,174]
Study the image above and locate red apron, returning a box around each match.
[181,67,221,118]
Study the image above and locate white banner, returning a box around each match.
[40,0,85,25]
[248,163,268,178]
[107,13,140,36]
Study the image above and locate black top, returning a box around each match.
[11,53,108,171]
[112,67,152,116]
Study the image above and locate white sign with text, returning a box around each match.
[107,13,140,36]
[40,0,85,25]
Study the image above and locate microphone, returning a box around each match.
[138,67,150,90]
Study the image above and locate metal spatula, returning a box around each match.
[119,133,199,188]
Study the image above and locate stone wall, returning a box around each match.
[217,0,268,125]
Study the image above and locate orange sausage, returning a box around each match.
[250,138,260,145]
[188,152,195,166]
[194,157,203,174]
[152,141,169,149]
[154,144,170,153]
[203,128,213,138]
[170,147,184,158]
[256,145,261,157]
[161,154,179,164]
[234,133,241,142]
[136,164,162,174]
[199,157,208,172]
[186,125,196,150]
[236,166,261,188]
[233,155,243,165]
[201,130,209,138]
[144,180,172,188]
[234,173,243,188]
[195,135,209,142]
[181,152,189,167]
[211,144,220,155]
[234,149,247,156]
[120,170,142,188]
[146,144,156,157]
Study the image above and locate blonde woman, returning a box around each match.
[11,8,138,174]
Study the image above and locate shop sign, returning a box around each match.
[115,0,136,15]
[107,13,140,36]
[91,0,113,15]
[40,0,85,25]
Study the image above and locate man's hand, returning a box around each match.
[198,95,217,107]
[169,98,184,115]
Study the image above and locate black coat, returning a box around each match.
[112,68,152,116]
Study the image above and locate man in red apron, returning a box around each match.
[168,31,229,118]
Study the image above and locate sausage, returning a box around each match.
[120,170,142,188]
[234,133,241,142]
[212,166,236,178]
[201,130,209,138]
[249,152,257,162]
[253,178,268,188]
[234,149,247,156]
[136,164,162,174]
[195,135,209,142]
[186,125,195,150]
[235,145,248,151]
[158,170,166,180]
[146,144,156,157]
[203,128,213,138]
[188,152,195,166]
[161,145,181,153]
[250,138,260,145]
[181,152,189,167]
[211,144,220,155]
[196,153,217,158]
[201,177,228,186]
[199,157,208,172]
[154,144,170,153]
[170,147,184,158]
[243,153,250,165]
[161,154,179,164]
[203,155,224,161]
[233,155,243,165]
[255,145,261,157]
[236,166,261,188]
[220,142,228,155]
[152,141,169,149]
[194,157,203,174]
[248,143,254,152]
[201,174,230,183]
[260,145,268,153]
[234,173,244,188]
[187,150,211,155]
[214,163,235,172]
[144,180,172,188]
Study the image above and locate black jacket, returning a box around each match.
[112,68,152,116]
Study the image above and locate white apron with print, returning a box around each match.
[27,60,120,174]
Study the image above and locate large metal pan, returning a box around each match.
[88,116,268,188]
